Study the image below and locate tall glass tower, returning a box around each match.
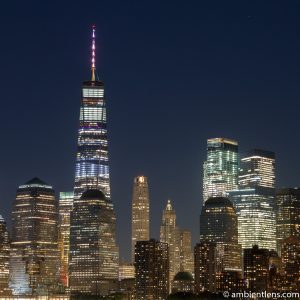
[69,26,119,296]
[229,149,276,250]
[203,138,238,202]
[58,191,74,287]
[74,25,110,200]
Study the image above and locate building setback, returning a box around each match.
[229,149,276,250]
[73,26,111,200]
[69,26,119,295]
[160,200,180,288]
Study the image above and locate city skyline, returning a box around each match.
[1,1,300,262]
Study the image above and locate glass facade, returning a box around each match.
[69,27,119,296]
[200,197,242,272]
[58,191,74,287]
[0,215,10,296]
[10,178,59,295]
[74,79,110,200]
[69,190,119,296]
[276,188,300,254]
[229,149,276,250]
[131,175,150,262]
[203,138,238,202]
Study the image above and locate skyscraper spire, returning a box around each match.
[91,25,96,81]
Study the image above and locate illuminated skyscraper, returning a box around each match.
[74,25,110,200]
[118,262,135,281]
[0,215,10,296]
[160,200,180,288]
[203,138,238,202]
[276,188,300,254]
[131,175,150,262]
[229,149,276,250]
[178,229,194,274]
[243,245,270,292]
[58,191,74,287]
[200,197,241,271]
[69,27,119,296]
[194,241,217,293]
[69,190,119,295]
[135,239,169,300]
[10,177,59,295]
[280,236,300,291]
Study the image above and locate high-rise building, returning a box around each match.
[118,262,135,281]
[69,189,119,295]
[135,239,169,300]
[10,177,59,295]
[229,149,276,250]
[160,200,180,287]
[74,25,110,200]
[69,26,119,296]
[178,229,194,274]
[203,138,238,202]
[243,245,270,292]
[58,191,74,287]
[194,241,217,293]
[131,175,150,262]
[276,188,300,253]
[280,236,300,291]
[200,197,241,272]
[0,215,10,296]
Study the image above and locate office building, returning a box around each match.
[69,26,119,296]
[203,138,238,202]
[281,236,300,291]
[118,262,135,281]
[178,229,194,274]
[131,175,150,262]
[200,197,241,271]
[58,191,74,287]
[135,239,169,300]
[10,178,59,295]
[74,25,111,200]
[194,241,217,293]
[243,245,270,292]
[0,215,10,296]
[69,190,119,295]
[276,188,300,253]
[229,149,276,250]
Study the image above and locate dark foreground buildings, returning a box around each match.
[135,239,169,300]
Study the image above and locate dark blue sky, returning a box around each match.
[1,0,300,260]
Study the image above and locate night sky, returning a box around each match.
[1,1,300,261]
